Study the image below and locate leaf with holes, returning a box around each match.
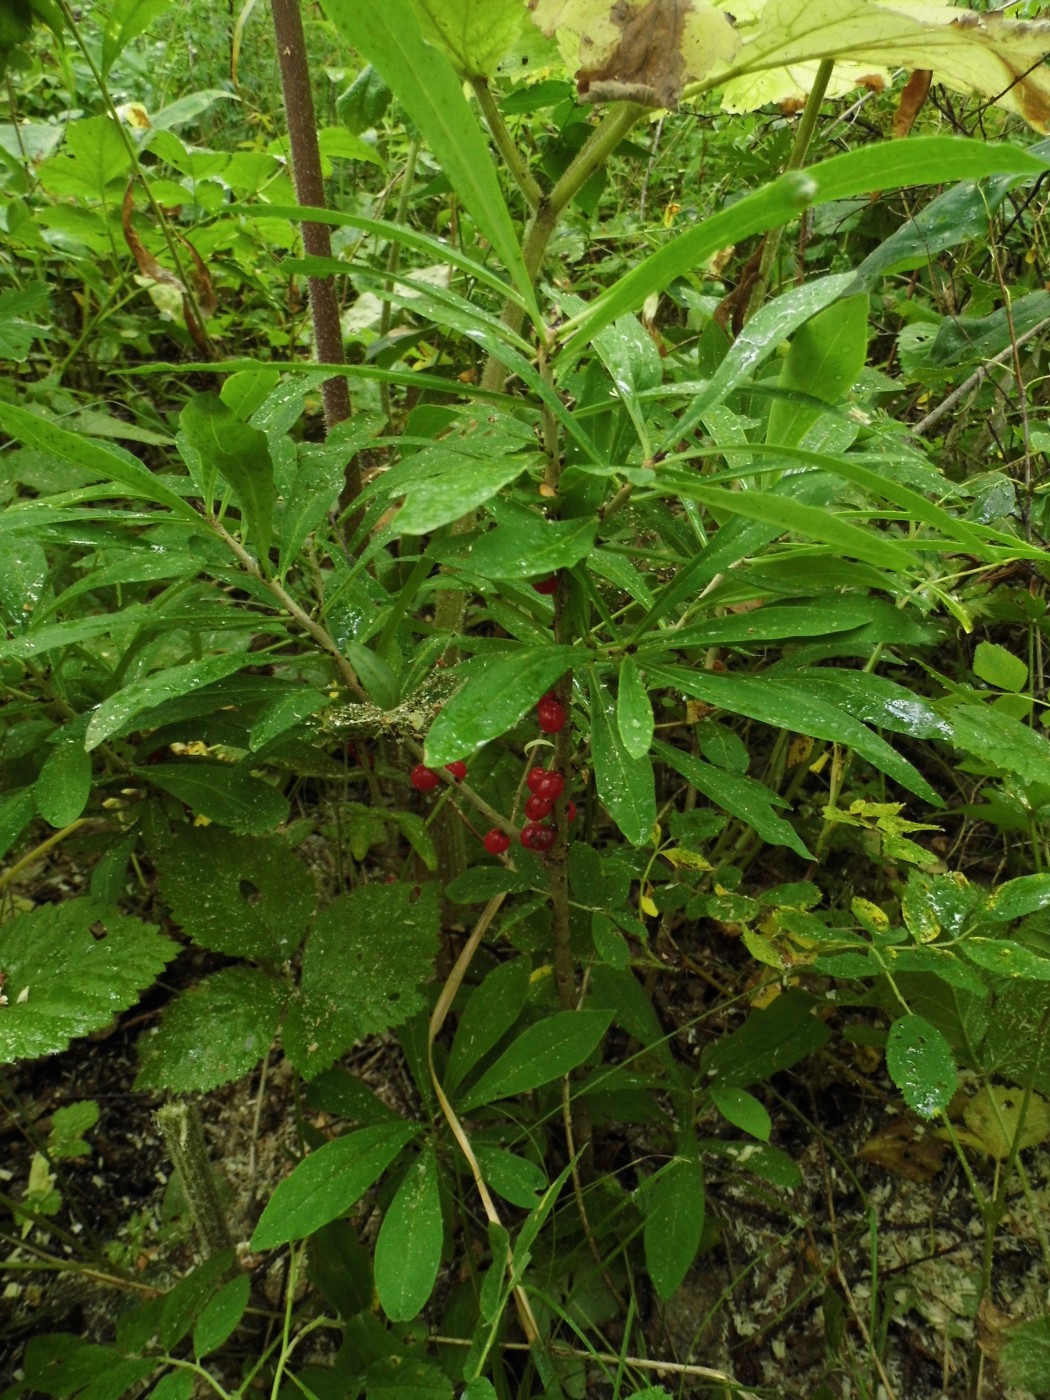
[158,826,315,961]
[886,1014,957,1119]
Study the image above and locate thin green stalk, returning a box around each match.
[472,77,543,209]
[379,138,421,420]
[744,59,834,323]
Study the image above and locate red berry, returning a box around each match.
[525,794,554,821]
[527,768,565,800]
[521,822,556,851]
[483,828,511,855]
[537,698,567,734]
[410,764,440,792]
[531,575,559,595]
[445,761,468,780]
[566,800,577,822]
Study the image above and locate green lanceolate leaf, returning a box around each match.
[559,139,1049,357]
[0,401,197,517]
[423,645,576,765]
[251,1121,420,1249]
[86,652,262,750]
[146,762,289,834]
[463,503,597,578]
[445,957,530,1093]
[886,1014,957,1119]
[642,1154,705,1300]
[396,456,533,534]
[193,1274,251,1359]
[589,668,656,846]
[0,898,174,1063]
[458,1009,613,1111]
[708,1086,771,1141]
[616,655,654,760]
[374,1143,444,1321]
[321,0,538,323]
[179,393,274,559]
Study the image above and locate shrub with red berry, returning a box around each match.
[483,829,511,855]
[536,693,566,734]
[410,764,440,792]
[520,821,556,851]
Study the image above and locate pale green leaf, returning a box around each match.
[974,640,1028,693]
[616,655,654,760]
[413,0,527,76]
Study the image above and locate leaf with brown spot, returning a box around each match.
[856,1116,948,1182]
[893,68,932,137]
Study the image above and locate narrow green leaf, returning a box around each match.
[446,957,530,1093]
[463,506,597,578]
[397,457,531,534]
[86,652,259,749]
[251,1121,419,1249]
[589,668,656,846]
[459,1009,613,1111]
[642,1155,705,1300]
[885,1014,957,1119]
[374,1145,443,1321]
[616,655,654,760]
[321,0,538,323]
[423,645,575,765]
[179,393,274,558]
[561,139,1049,356]
[0,402,196,517]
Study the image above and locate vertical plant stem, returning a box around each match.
[270,0,362,493]
[744,59,834,323]
[155,1102,233,1258]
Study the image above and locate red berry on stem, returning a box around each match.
[445,761,468,780]
[525,794,554,821]
[521,821,556,851]
[483,828,511,855]
[531,575,559,595]
[537,698,567,734]
[410,764,440,792]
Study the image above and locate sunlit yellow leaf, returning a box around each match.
[964,1084,1050,1160]
[413,0,527,76]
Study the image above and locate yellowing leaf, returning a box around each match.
[964,1084,1050,1160]
[707,0,1050,131]
[413,0,527,76]
[528,0,739,108]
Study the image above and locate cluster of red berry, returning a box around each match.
[409,760,467,791]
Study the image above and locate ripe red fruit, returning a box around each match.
[531,575,559,594]
[445,761,468,780]
[520,822,556,851]
[527,768,565,800]
[537,697,567,734]
[483,828,511,855]
[410,764,440,792]
[525,794,554,821]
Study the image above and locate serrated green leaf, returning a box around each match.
[885,1014,957,1119]
[135,967,286,1093]
[459,1009,613,1111]
[0,898,173,1063]
[642,1155,705,1301]
[251,1121,419,1249]
[283,884,439,1079]
[193,1274,250,1358]
[423,646,575,765]
[590,669,656,846]
[158,826,314,960]
[374,1144,443,1321]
